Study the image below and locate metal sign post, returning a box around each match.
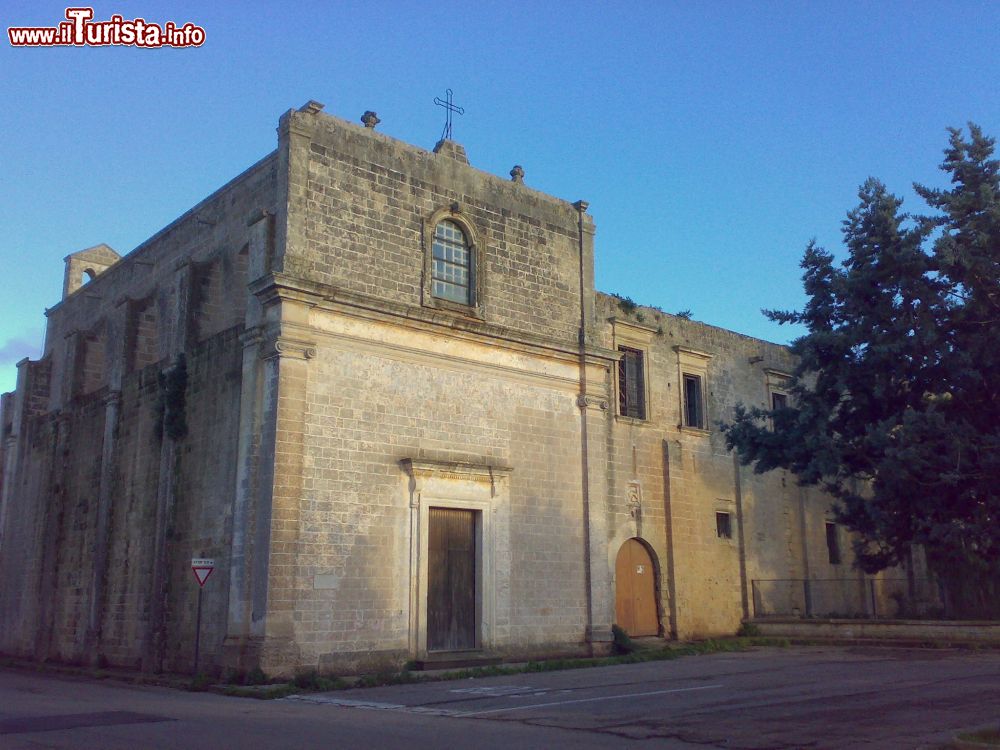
[191,558,215,675]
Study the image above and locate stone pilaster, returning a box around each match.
[222,327,264,670]
[579,369,614,651]
[273,106,320,277]
[85,302,126,663]
[84,388,121,662]
[143,262,193,672]
[255,331,314,674]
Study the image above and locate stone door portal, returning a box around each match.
[427,507,477,651]
[615,538,659,636]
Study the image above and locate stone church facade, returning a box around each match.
[0,102,870,676]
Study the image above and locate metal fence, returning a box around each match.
[751,577,945,620]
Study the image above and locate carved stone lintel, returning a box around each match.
[262,336,317,361]
[576,394,609,411]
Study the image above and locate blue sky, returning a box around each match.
[2,1,999,394]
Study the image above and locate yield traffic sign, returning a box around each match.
[191,558,215,587]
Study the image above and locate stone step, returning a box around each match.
[412,652,502,671]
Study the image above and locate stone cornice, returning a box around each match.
[401,457,513,488]
[250,272,618,367]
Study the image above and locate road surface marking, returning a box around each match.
[457,683,725,716]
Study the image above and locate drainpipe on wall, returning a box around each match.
[732,453,750,622]
[573,199,596,650]
[660,439,679,639]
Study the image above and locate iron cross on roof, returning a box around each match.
[434,88,465,141]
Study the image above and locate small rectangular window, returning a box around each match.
[618,347,646,420]
[716,512,732,539]
[771,392,788,411]
[825,522,841,565]
[683,374,704,429]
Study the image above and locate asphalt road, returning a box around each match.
[1,646,997,749]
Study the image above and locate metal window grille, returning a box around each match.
[432,220,471,304]
[618,347,646,419]
[716,511,732,539]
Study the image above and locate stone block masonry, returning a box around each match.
[0,101,891,677]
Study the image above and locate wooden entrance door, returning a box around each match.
[615,538,659,636]
[427,508,477,651]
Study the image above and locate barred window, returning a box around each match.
[618,346,646,419]
[432,220,472,305]
[716,512,733,539]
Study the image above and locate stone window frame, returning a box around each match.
[422,205,485,319]
[765,368,792,432]
[401,458,512,659]
[675,346,713,435]
[610,317,656,425]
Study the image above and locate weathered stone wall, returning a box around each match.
[1,103,922,680]
[277,108,587,347]
[42,153,277,412]
[98,367,160,668]
[595,293,849,639]
[0,151,276,671]
[282,310,593,672]
[243,106,605,672]
[160,327,243,673]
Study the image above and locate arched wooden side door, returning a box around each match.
[615,538,659,636]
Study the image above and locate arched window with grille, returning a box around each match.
[432,219,472,305]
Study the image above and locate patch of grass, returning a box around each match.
[614,294,638,314]
[291,670,346,691]
[737,622,761,637]
[187,673,213,692]
[355,670,422,688]
[440,665,520,680]
[433,637,790,684]
[220,684,301,700]
[957,727,1000,745]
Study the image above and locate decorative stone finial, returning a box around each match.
[300,100,325,114]
[361,111,380,129]
[573,200,590,213]
[510,165,525,184]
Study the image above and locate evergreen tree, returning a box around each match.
[724,126,999,616]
